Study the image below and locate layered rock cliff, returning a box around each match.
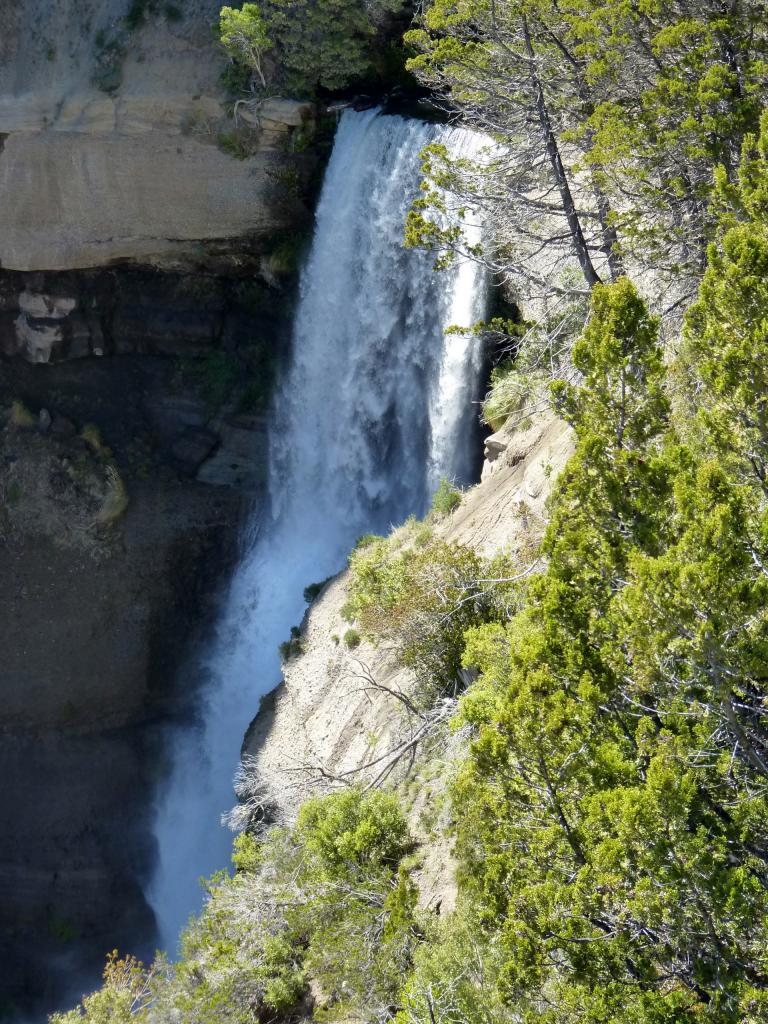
[0,3,319,1015]
[0,0,316,275]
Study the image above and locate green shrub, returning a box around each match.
[296,788,412,871]
[429,477,461,518]
[277,639,292,658]
[293,790,418,1013]
[92,43,125,93]
[8,400,35,429]
[124,0,176,30]
[179,107,213,137]
[217,127,259,160]
[219,0,396,97]
[343,627,361,649]
[219,59,252,97]
[230,832,261,874]
[482,360,551,431]
[96,466,129,525]
[353,532,380,552]
[81,423,111,457]
[413,521,433,546]
[399,905,509,1024]
[64,790,417,1024]
[303,575,333,603]
[124,0,150,29]
[347,535,518,698]
[279,625,304,660]
[481,304,586,430]
[266,232,307,275]
[49,952,153,1024]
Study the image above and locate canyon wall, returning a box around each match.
[0,0,315,274]
[0,2,317,1015]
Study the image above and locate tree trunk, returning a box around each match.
[522,15,602,289]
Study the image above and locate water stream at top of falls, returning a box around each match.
[149,108,489,951]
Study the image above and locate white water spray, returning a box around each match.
[149,109,489,950]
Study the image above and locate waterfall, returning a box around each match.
[149,109,489,951]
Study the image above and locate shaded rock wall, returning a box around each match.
[0,730,158,1014]
[0,266,285,485]
[0,259,293,1015]
[0,399,249,1015]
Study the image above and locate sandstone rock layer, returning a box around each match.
[0,0,313,272]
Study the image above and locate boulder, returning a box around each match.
[484,430,508,461]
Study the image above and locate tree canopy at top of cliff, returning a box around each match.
[404,0,767,297]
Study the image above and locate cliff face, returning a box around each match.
[243,411,574,911]
[0,0,315,274]
[0,376,250,1013]
[0,296,283,1012]
[0,3,317,1015]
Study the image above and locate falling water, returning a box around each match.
[149,109,489,950]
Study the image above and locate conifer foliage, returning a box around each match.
[220,0,402,95]
[405,0,768,291]
[410,122,768,1024]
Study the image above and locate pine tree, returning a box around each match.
[445,273,768,1022]
[405,0,768,290]
[684,112,768,495]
